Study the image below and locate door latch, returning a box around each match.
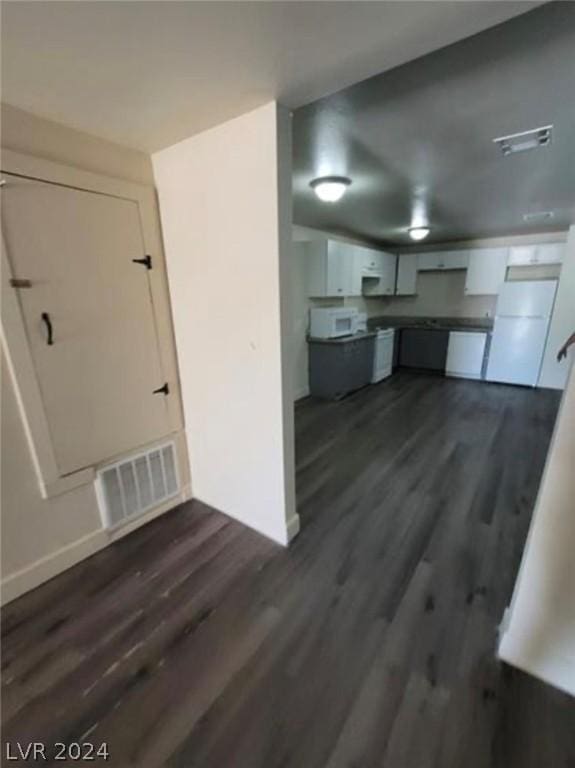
[152,382,169,396]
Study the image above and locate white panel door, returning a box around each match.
[446,332,486,379]
[2,174,171,475]
[417,251,467,271]
[508,243,564,266]
[486,318,549,386]
[507,245,537,266]
[437,251,469,269]
[380,252,397,294]
[396,254,418,295]
[417,252,442,271]
[326,240,354,296]
[535,243,564,265]
[464,248,508,295]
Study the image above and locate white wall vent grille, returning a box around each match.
[96,442,179,529]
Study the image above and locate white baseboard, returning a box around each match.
[286,513,301,544]
[498,628,575,698]
[0,489,192,606]
[1,528,107,606]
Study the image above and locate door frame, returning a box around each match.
[1,149,184,498]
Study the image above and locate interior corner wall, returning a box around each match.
[1,103,154,185]
[498,366,575,697]
[152,102,297,546]
[539,225,575,389]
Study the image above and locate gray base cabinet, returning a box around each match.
[308,336,375,400]
[398,329,449,372]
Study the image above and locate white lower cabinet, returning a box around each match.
[446,332,487,380]
[464,248,508,295]
[372,329,395,383]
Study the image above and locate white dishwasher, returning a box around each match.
[446,331,487,380]
[372,328,395,383]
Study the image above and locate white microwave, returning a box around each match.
[309,307,359,339]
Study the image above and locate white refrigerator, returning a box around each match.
[486,280,557,387]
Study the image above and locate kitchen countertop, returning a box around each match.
[367,315,493,334]
[307,331,376,345]
[308,317,493,345]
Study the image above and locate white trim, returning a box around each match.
[0,149,184,497]
[44,468,96,498]
[1,148,147,202]
[286,513,301,544]
[0,529,107,606]
[445,372,482,381]
[498,629,575,698]
[180,482,193,502]
[0,491,190,606]
[498,606,511,640]
[294,386,310,401]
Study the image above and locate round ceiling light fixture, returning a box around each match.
[310,176,352,203]
[408,226,431,241]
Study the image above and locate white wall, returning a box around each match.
[153,102,298,546]
[539,226,575,389]
[499,365,575,696]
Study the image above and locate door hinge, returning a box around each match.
[152,382,169,396]
[10,278,33,289]
[132,254,152,270]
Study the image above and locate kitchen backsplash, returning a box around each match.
[343,270,497,319]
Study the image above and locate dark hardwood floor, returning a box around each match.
[2,372,574,767]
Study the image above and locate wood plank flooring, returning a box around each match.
[2,372,574,767]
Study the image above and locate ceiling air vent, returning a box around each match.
[96,442,180,529]
[523,211,555,223]
[493,125,552,156]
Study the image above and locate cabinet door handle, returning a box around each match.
[41,312,54,345]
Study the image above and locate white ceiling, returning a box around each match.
[1,1,540,152]
[292,2,575,245]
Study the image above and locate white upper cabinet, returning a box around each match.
[306,240,397,298]
[358,247,397,296]
[307,240,356,297]
[507,243,565,266]
[396,254,418,295]
[417,251,469,271]
[464,248,508,295]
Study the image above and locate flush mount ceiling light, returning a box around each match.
[493,125,553,156]
[310,176,351,203]
[408,226,431,241]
